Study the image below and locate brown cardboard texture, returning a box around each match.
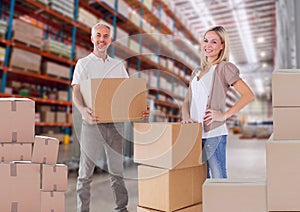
[41,191,65,212]
[137,204,202,212]
[272,70,300,107]
[42,164,68,191]
[32,135,59,164]
[203,178,267,212]
[273,107,300,140]
[267,136,300,211]
[0,98,35,142]
[0,143,32,162]
[80,78,147,123]
[134,122,202,169]
[138,164,206,211]
[0,162,40,212]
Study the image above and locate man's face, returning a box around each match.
[91,25,112,53]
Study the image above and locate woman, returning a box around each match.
[181,26,254,178]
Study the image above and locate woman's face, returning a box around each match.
[201,31,224,62]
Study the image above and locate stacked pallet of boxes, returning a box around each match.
[134,122,206,211]
[42,61,70,79]
[43,39,71,59]
[36,0,74,19]
[49,0,74,19]
[0,19,7,39]
[0,46,5,66]
[0,19,6,66]
[10,19,43,73]
[267,70,300,211]
[78,7,98,28]
[0,98,67,212]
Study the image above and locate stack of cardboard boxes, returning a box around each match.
[0,98,67,212]
[267,70,300,211]
[134,122,206,211]
[10,19,43,73]
[202,70,300,212]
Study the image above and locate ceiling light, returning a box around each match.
[260,51,266,57]
[189,0,215,30]
[257,37,265,43]
[262,63,268,68]
[228,0,257,64]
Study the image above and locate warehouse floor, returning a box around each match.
[58,133,267,212]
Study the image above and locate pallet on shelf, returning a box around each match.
[10,48,42,73]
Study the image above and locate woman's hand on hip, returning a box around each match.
[204,109,226,125]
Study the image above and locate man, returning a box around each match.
[72,22,148,212]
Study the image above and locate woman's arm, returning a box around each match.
[181,87,196,123]
[225,79,254,119]
[204,79,254,124]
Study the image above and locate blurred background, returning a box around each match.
[0,0,299,211]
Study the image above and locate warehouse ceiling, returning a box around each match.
[171,0,276,98]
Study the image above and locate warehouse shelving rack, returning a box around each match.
[0,0,201,145]
[0,0,78,143]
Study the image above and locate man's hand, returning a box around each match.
[142,105,150,120]
[203,109,226,125]
[82,107,99,124]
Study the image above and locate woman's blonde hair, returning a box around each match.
[199,26,230,71]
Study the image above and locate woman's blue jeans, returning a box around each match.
[202,135,227,178]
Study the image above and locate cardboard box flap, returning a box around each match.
[204,178,266,185]
[0,97,33,102]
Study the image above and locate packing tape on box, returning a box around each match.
[12,132,17,142]
[10,163,17,176]
[45,138,49,145]
[11,101,16,112]
[11,202,18,212]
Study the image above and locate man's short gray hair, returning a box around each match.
[91,22,113,38]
